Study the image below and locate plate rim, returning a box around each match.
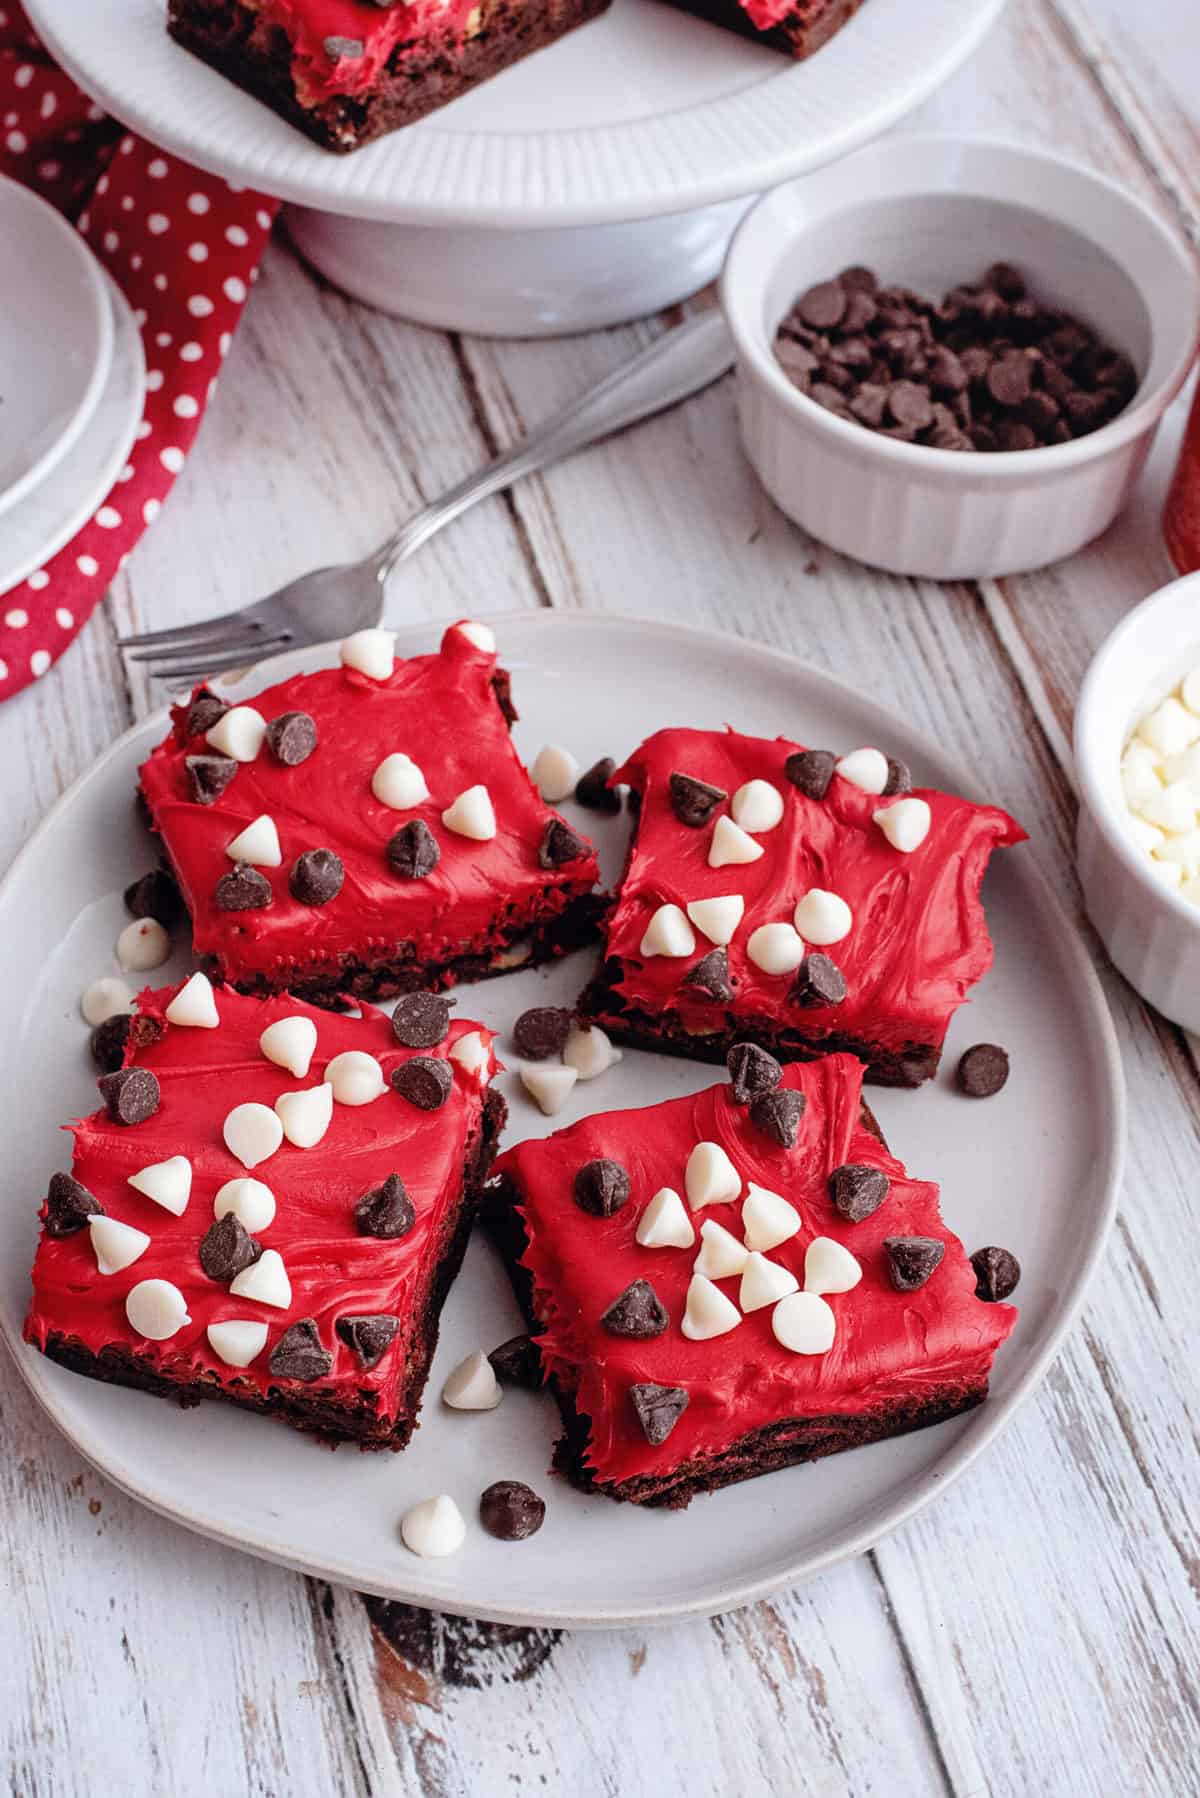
[24,0,1009,228]
[0,608,1125,1626]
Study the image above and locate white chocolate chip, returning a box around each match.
[685,895,744,946]
[1182,668,1200,715]
[1139,696,1200,758]
[125,1278,191,1341]
[339,628,395,681]
[88,1214,150,1275]
[1182,875,1200,906]
[563,1023,622,1080]
[731,779,784,833]
[116,917,171,972]
[739,1251,800,1312]
[532,744,579,803]
[741,1183,802,1252]
[225,814,281,866]
[274,1084,334,1148]
[804,1236,863,1295]
[164,972,219,1029]
[442,784,497,841]
[371,753,430,810]
[519,1063,578,1115]
[442,1349,501,1411]
[874,797,932,853]
[214,1177,276,1233]
[401,1494,467,1559]
[458,620,496,654]
[223,1101,284,1169]
[636,1187,695,1250]
[260,1015,318,1079]
[836,748,889,794]
[1122,739,1165,810]
[685,1140,741,1210]
[127,1155,192,1216]
[206,1319,268,1368]
[772,1290,836,1355]
[229,1247,291,1309]
[1151,859,1184,890]
[694,1218,749,1280]
[81,976,133,1027]
[681,1273,741,1340]
[793,889,852,944]
[324,1050,387,1106]
[1141,782,1198,834]
[746,921,806,975]
[206,704,266,762]
[1126,816,1166,855]
[449,1031,491,1080]
[640,902,696,958]
[709,814,765,868]
[1155,830,1200,875]
[1162,742,1200,784]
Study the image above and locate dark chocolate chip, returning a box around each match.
[970,1245,1021,1303]
[539,818,590,869]
[123,868,183,926]
[956,1043,1010,1097]
[265,710,317,767]
[215,865,273,911]
[929,345,968,394]
[882,757,912,796]
[324,34,364,58]
[986,262,1026,302]
[97,1066,160,1126]
[391,991,452,1049]
[479,1480,546,1542]
[289,848,344,906]
[784,748,836,800]
[185,691,228,738]
[849,383,889,428]
[89,1014,132,1074]
[488,1334,542,1389]
[269,1319,333,1383]
[996,420,1038,453]
[667,770,727,828]
[573,1158,631,1218]
[798,280,847,330]
[600,1279,669,1339]
[336,1313,400,1370]
[841,289,878,333]
[185,753,238,806]
[887,380,933,430]
[829,1163,890,1223]
[683,947,733,1003]
[199,1213,261,1283]
[750,1086,805,1148]
[355,1173,415,1239]
[512,1006,573,1061]
[884,1236,946,1291]
[574,757,621,813]
[44,1172,102,1238]
[386,819,440,880]
[391,1055,452,1111]
[630,1381,689,1446]
[791,952,847,1009]
[838,265,878,294]
[987,354,1033,408]
[727,1041,782,1105]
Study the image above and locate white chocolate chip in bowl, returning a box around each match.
[1138,696,1200,758]
[88,1214,150,1276]
[709,814,764,868]
[223,1101,284,1169]
[1121,739,1164,811]
[793,889,852,944]
[739,1251,800,1313]
[214,1177,276,1234]
[165,972,220,1029]
[116,916,171,972]
[681,1273,741,1340]
[230,1247,292,1309]
[685,895,744,946]
[685,1141,741,1210]
[260,1014,317,1079]
[804,1236,863,1295]
[125,1278,191,1342]
[274,1084,334,1148]
[836,747,889,794]
[340,628,395,681]
[442,1349,502,1411]
[874,797,932,853]
[128,1155,192,1216]
[401,1494,467,1559]
[731,779,784,833]
[772,1290,836,1355]
[532,744,579,803]
[1140,782,1198,835]
[225,814,281,867]
[1182,667,1200,715]
[442,784,497,841]
[640,903,695,959]
[324,1050,387,1106]
[206,1320,268,1369]
[81,976,133,1027]
[371,753,431,810]
[636,1187,695,1250]
[206,704,266,763]
[746,921,806,975]
[694,1218,749,1280]
[1154,830,1200,876]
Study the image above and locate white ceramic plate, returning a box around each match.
[0,177,113,520]
[26,0,1006,228]
[0,273,145,599]
[0,612,1122,1626]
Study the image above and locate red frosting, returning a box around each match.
[240,0,485,105]
[24,983,498,1430]
[496,1055,1016,1487]
[601,728,1025,1058]
[138,623,599,991]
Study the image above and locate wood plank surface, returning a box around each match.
[1,1,1198,1793]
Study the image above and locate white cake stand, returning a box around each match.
[27,0,1006,336]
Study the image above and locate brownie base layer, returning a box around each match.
[659,0,865,56]
[168,0,611,153]
[579,960,941,1089]
[38,1087,507,1450]
[485,1132,987,1511]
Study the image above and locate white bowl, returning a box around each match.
[720,137,1200,579]
[1076,571,1200,1031]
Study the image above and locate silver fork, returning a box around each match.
[120,310,735,684]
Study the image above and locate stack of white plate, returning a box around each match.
[0,176,145,599]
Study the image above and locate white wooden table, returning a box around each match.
[3,3,1198,1792]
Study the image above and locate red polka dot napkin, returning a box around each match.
[0,4,279,702]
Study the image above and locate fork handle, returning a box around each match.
[373,309,735,587]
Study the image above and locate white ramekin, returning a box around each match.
[1076,571,1200,1030]
[720,137,1199,579]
